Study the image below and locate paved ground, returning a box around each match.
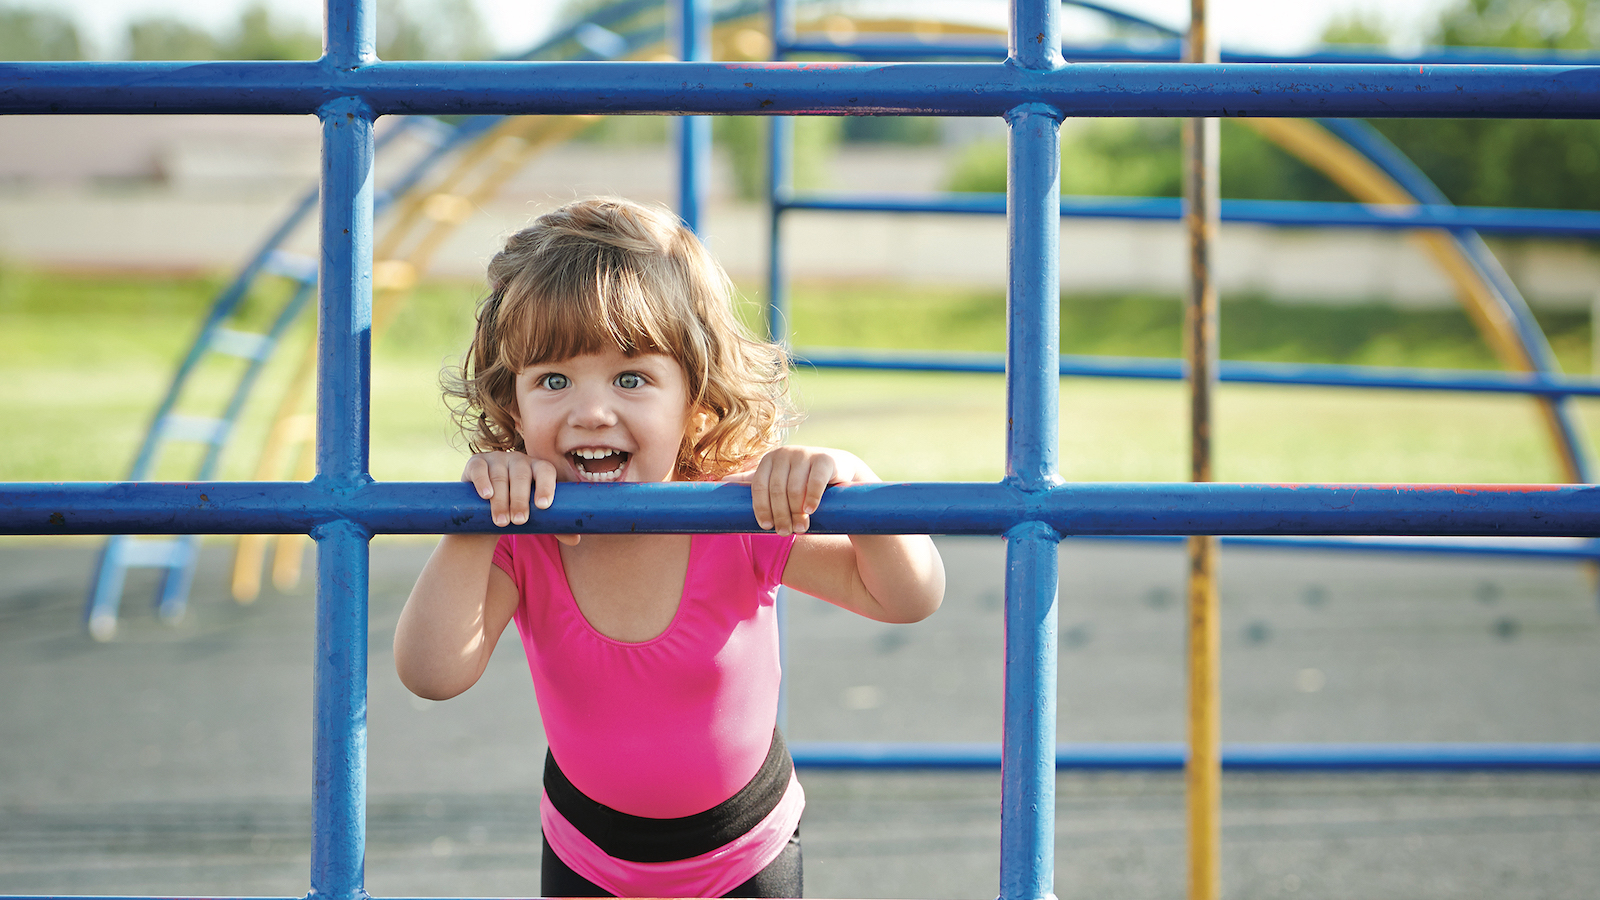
[2,535,1598,899]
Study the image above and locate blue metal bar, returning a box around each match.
[8,61,1600,118]
[1076,533,1600,561]
[1000,523,1061,900]
[792,348,1600,398]
[999,1,1062,894]
[764,0,797,344]
[1006,111,1064,490]
[8,480,1600,537]
[315,98,375,492]
[675,0,711,235]
[788,741,1600,771]
[308,1,375,891]
[780,191,1600,238]
[310,520,371,900]
[780,36,1600,67]
[766,115,793,343]
[325,0,376,70]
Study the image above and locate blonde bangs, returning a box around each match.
[446,198,798,470]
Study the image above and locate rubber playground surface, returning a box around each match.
[2,535,1598,899]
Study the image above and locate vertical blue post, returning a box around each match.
[310,519,372,900]
[676,0,711,235]
[765,0,795,343]
[1001,1,1063,899]
[311,3,375,899]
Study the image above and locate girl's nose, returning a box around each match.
[565,386,618,428]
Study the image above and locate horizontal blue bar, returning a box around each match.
[789,741,1600,771]
[782,192,1600,237]
[3,480,1598,537]
[4,60,1600,118]
[1074,533,1600,561]
[783,35,1600,68]
[794,347,1600,398]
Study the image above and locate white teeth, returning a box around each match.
[571,447,626,482]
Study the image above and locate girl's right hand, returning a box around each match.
[462,450,558,528]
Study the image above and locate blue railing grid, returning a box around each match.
[6,1,1600,899]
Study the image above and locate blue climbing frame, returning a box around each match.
[6,1,1600,899]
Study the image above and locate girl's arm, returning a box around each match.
[394,451,550,699]
[730,446,945,623]
[394,534,521,700]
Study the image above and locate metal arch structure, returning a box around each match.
[763,0,1600,583]
[6,4,1600,900]
[84,0,1600,638]
[766,0,1598,485]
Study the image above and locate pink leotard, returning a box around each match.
[492,531,803,896]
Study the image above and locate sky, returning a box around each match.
[49,0,1460,60]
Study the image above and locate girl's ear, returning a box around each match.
[689,408,712,440]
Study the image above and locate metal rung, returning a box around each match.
[115,538,185,569]
[158,414,228,445]
[263,249,317,284]
[209,327,272,360]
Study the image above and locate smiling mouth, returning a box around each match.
[570,448,631,483]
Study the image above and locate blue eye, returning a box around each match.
[616,372,644,389]
[540,373,570,390]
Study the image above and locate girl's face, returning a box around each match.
[512,346,696,484]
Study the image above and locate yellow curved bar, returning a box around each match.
[1238,117,1581,482]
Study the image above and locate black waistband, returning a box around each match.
[543,728,792,864]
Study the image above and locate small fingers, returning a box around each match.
[506,457,534,526]
[747,455,778,533]
[462,455,495,500]
[464,451,538,528]
[798,456,835,524]
[487,458,515,527]
[764,453,799,535]
[531,459,559,511]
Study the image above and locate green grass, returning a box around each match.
[1,267,1595,490]
[781,281,1596,372]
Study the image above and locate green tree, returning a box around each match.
[224,3,321,60]
[1367,0,1600,209]
[127,17,221,60]
[0,5,84,60]
[1435,0,1595,49]
[1320,9,1391,46]
[378,0,492,60]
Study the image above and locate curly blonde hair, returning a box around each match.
[444,198,795,481]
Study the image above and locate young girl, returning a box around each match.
[394,198,945,899]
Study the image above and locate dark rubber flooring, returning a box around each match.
[2,536,1597,899]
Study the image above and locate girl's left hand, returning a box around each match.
[723,446,879,536]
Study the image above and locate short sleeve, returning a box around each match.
[747,532,798,591]
[491,533,516,578]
